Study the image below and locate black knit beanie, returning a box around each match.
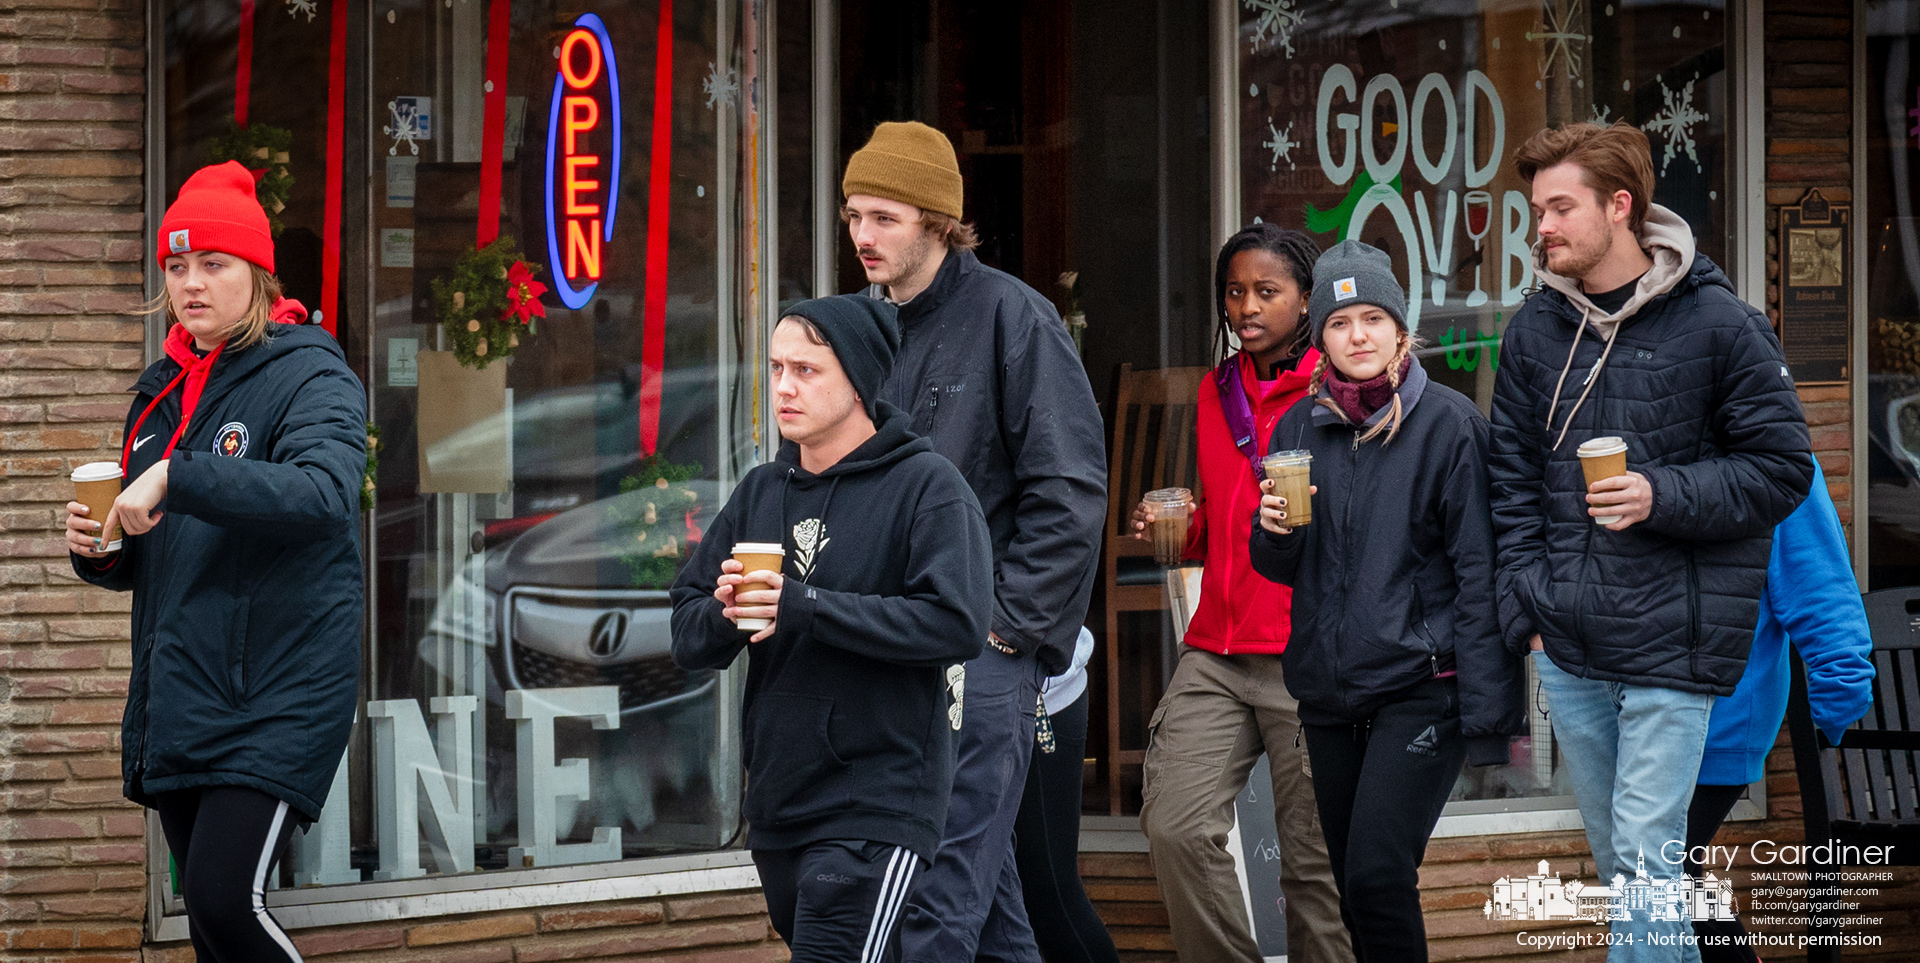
[1306,239,1408,350]
[778,295,902,419]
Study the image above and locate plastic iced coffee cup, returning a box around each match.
[1261,450,1314,528]
[71,462,124,552]
[730,542,785,631]
[1142,488,1193,567]
[1576,437,1630,526]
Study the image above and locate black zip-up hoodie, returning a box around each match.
[669,402,992,861]
[73,324,366,820]
[1248,357,1524,765]
[870,249,1107,673]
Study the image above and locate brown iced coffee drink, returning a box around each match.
[1261,450,1314,528]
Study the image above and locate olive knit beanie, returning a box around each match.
[158,161,275,273]
[841,121,964,220]
[1306,239,1407,350]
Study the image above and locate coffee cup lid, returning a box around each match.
[1144,487,1192,503]
[72,461,124,482]
[1576,437,1628,457]
[732,542,785,554]
[1262,449,1312,465]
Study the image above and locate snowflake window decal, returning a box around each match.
[1242,0,1304,58]
[383,100,423,157]
[1641,75,1708,176]
[1526,0,1590,86]
[1588,104,1611,125]
[283,0,317,22]
[1262,117,1298,173]
[703,61,739,111]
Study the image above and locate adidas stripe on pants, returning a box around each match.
[754,840,922,963]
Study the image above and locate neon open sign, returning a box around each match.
[545,13,622,309]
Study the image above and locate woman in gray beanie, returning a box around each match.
[1247,239,1524,961]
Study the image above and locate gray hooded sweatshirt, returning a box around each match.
[1530,204,1697,451]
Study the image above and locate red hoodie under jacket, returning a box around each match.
[1178,347,1319,656]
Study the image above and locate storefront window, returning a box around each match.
[1865,3,1920,591]
[1236,1,1731,807]
[157,0,810,896]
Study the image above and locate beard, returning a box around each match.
[1545,226,1614,282]
[861,228,938,288]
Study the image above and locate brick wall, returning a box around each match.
[1,0,154,955]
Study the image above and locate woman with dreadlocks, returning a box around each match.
[1133,223,1352,963]
[1249,239,1524,960]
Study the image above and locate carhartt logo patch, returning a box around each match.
[1407,725,1440,757]
[1334,277,1358,301]
[215,422,249,458]
[168,230,191,254]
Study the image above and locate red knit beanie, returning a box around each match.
[157,161,275,273]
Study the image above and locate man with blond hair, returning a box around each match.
[1488,121,1812,961]
[841,120,1107,963]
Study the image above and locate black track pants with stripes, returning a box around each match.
[155,786,304,962]
[754,840,923,963]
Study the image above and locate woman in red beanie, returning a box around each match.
[62,161,365,962]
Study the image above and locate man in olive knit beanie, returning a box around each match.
[843,122,1109,963]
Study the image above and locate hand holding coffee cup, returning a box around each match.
[69,462,124,555]
[725,542,785,640]
[1258,477,1319,535]
[1141,488,1193,566]
[1577,437,1652,530]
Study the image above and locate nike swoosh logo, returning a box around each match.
[131,434,155,452]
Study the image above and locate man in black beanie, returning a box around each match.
[671,295,994,962]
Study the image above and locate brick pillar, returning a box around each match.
[1763,0,1854,524]
[0,0,151,956]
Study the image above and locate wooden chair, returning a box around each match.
[1786,585,1920,962]
[1101,362,1208,814]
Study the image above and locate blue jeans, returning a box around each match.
[1533,651,1713,963]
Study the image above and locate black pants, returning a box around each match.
[153,786,304,963]
[754,839,922,963]
[1013,691,1120,963]
[1302,677,1466,963]
[1686,782,1760,963]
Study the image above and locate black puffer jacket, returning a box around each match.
[1488,253,1813,696]
[74,323,365,820]
[871,250,1107,674]
[1249,358,1523,764]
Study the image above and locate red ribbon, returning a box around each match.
[234,0,254,125]
[640,0,673,455]
[319,0,346,337]
[476,0,511,249]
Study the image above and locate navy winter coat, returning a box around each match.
[74,324,366,820]
[1488,253,1813,696]
[1249,358,1524,765]
[872,249,1107,674]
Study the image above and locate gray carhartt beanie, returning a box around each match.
[1306,239,1408,350]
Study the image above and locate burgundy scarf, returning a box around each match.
[1324,355,1411,425]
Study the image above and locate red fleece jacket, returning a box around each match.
[1178,348,1318,656]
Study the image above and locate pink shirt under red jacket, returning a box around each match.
[1178,348,1320,656]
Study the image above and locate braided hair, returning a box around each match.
[1212,223,1322,363]
[1304,330,1424,445]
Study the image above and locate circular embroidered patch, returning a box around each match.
[215,422,249,458]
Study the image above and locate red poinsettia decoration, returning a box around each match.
[501,261,549,325]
